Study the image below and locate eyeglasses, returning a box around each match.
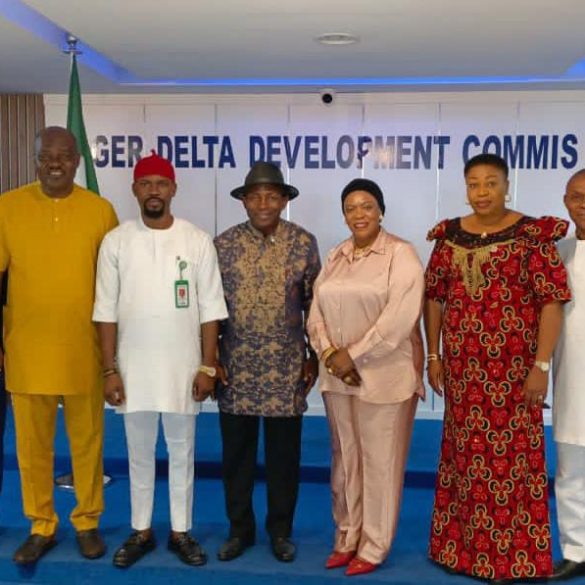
[466,180,502,191]
[344,202,378,215]
[244,192,285,204]
[36,153,77,165]
[565,193,585,205]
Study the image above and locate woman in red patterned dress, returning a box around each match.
[424,153,570,585]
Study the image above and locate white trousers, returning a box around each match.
[124,412,196,532]
[323,393,417,564]
[556,441,585,562]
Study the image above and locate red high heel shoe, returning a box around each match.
[325,550,356,569]
[345,556,379,576]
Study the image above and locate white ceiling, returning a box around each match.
[2,0,585,93]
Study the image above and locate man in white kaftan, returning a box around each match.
[553,169,585,581]
[93,151,227,569]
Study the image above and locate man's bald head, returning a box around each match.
[566,169,585,191]
[35,126,80,198]
[34,126,79,160]
[564,168,585,239]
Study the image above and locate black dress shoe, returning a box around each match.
[553,559,585,580]
[168,533,207,566]
[13,534,57,565]
[76,528,106,559]
[113,531,156,568]
[271,537,296,562]
[217,536,254,561]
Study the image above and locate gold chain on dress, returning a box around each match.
[353,245,371,258]
[445,239,513,296]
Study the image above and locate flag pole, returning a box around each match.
[55,34,111,491]
[62,35,101,195]
[64,33,81,57]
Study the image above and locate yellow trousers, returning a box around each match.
[11,390,104,536]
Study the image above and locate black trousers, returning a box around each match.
[219,411,302,541]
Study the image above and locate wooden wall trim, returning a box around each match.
[0,94,45,193]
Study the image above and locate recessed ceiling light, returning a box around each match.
[316,33,360,46]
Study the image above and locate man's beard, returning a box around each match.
[143,197,165,219]
[143,207,165,219]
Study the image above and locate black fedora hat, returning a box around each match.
[230,162,299,200]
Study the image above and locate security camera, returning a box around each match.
[320,89,335,105]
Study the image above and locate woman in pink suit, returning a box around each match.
[308,178,425,576]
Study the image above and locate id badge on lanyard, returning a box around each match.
[175,257,189,309]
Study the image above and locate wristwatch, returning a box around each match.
[198,365,217,378]
[534,360,550,373]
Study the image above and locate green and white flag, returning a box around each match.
[66,54,99,194]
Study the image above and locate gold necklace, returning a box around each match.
[353,244,371,258]
[475,211,511,239]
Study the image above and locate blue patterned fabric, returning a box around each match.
[215,220,321,417]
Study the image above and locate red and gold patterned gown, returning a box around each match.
[425,216,570,581]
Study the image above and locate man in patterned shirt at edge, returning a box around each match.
[214,162,321,563]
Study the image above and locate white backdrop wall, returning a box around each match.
[45,91,585,418]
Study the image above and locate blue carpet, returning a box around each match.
[0,472,578,585]
[0,409,559,486]
[0,408,575,584]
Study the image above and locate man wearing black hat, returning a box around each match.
[214,162,321,563]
